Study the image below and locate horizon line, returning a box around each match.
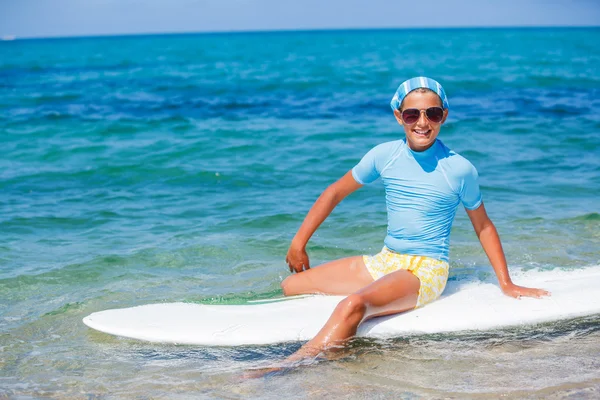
[4,24,600,41]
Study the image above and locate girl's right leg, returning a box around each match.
[281,256,374,296]
[285,268,420,363]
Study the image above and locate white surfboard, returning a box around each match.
[83,266,600,346]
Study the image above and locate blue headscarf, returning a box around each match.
[390,77,449,111]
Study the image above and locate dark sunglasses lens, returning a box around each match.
[402,109,420,124]
[426,107,444,123]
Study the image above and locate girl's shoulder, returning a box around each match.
[373,139,406,151]
[366,139,406,159]
[437,140,479,176]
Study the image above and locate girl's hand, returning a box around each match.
[502,283,551,299]
[286,244,310,273]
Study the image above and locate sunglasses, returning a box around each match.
[400,107,444,125]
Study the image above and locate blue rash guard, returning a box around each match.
[351,139,482,262]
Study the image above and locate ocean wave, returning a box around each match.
[3,88,598,122]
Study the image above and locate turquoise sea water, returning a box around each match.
[1,28,599,398]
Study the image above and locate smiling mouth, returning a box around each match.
[413,129,431,137]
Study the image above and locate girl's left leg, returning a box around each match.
[286,268,421,362]
[281,255,374,296]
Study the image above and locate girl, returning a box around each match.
[281,77,550,364]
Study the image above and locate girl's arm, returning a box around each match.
[286,171,362,273]
[465,203,550,299]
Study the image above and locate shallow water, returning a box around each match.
[1,28,599,398]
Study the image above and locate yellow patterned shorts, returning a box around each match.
[363,247,449,308]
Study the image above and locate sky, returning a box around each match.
[1,0,599,39]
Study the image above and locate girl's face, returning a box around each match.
[393,90,448,152]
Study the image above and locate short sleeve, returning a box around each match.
[460,163,483,210]
[351,143,390,184]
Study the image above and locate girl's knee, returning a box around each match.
[281,275,298,296]
[336,294,367,324]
